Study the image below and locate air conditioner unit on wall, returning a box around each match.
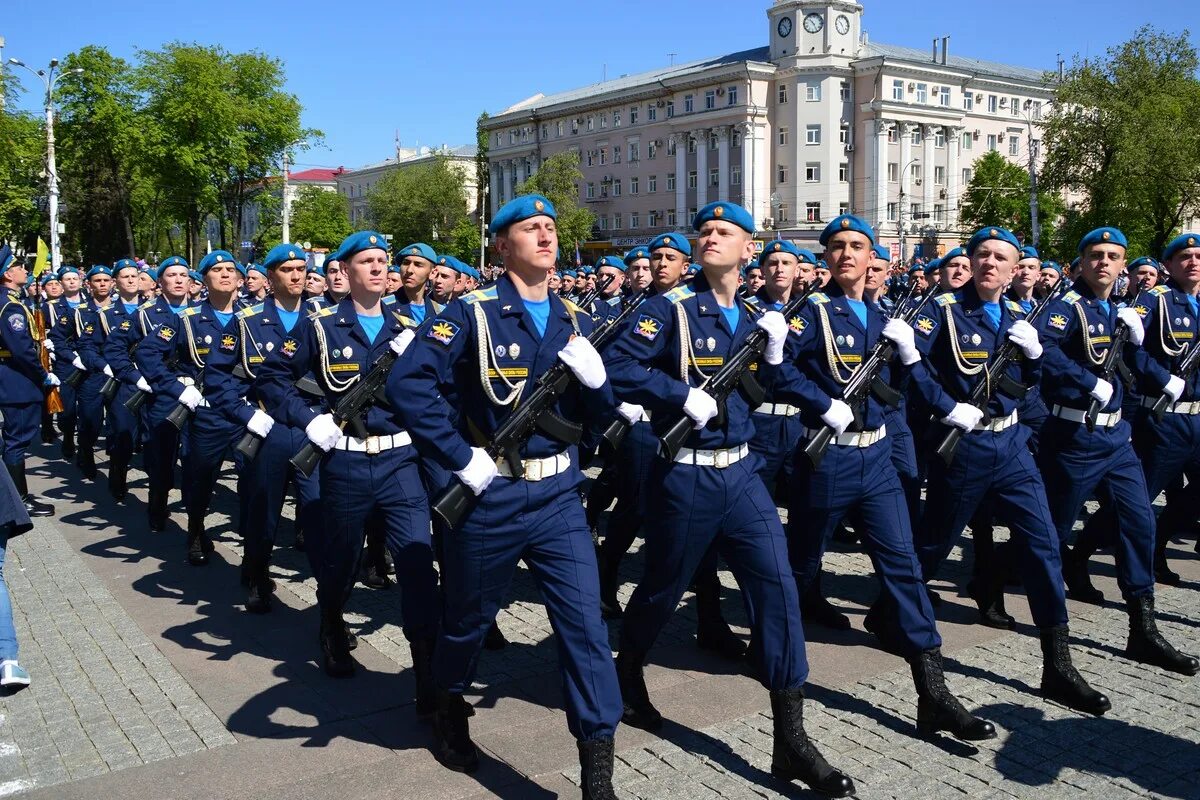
[656,100,666,107]
[973,130,981,139]
[717,87,725,95]
[654,139,664,146]
[975,93,983,102]
[845,144,855,152]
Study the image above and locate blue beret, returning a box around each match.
[561,268,577,279]
[142,267,159,281]
[688,263,702,274]
[387,263,402,274]
[648,232,692,258]
[581,265,595,275]
[820,214,875,246]
[760,240,802,261]
[188,270,204,283]
[306,263,325,276]
[1078,227,1127,254]
[158,256,188,270]
[113,258,138,272]
[1162,232,1200,262]
[623,247,650,266]
[1070,257,1081,269]
[262,243,307,271]
[1042,261,1063,275]
[816,260,829,270]
[942,247,968,262]
[460,264,481,281]
[324,247,342,264]
[39,271,61,285]
[86,265,113,279]
[0,244,14,274]
[907,262,925,275]
[1127,256,1159,271]
[396,242,437,265]
[248,263,268,277]
[926,258,943,272]
[338,231,388,262]
[58,265,80,276]
[966,226,1021,256]
[198,250,244,275]
[873,244,890,262]
[596,255,625,273]
[489,194,556,236]
[1019,246,1040,261]
[693,201,754,234]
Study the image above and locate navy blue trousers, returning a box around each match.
[238,422,320,568]
[182,407,240,520]
[76,372,107,451]
[0,404,39,466]
[597,420,657,564]
[749,411,804,497]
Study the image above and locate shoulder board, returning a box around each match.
[1149,285,1170,297]
[1004,299,1024,314]
[432,300,445,314]
[394,314,416,328]
[562,297,583,313]
[314,306,338,319]
[934,293,958,307]
[236,302,264,320]
[139,299,157,310]
[181,307,202,317]
[807,292,829,305]
[381,294,397,306]
[1061,291,1081,306]
[663,285,696,305]
[461,286,498,306]
[743,297,762,313]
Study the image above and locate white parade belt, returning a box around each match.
[673,442,749,469]
[755,402,799,416]
[804,424,887,448]
[334,431,413,454]
[1051,404,1122,428]
[497,451,572,481]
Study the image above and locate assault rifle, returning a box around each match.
[1085,278,1149,431]
[935,275,1067,464]
[657,284,817,462]
[1151,331,1200,422]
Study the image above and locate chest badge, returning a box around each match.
[706,337,717,352]
[510,343,521,358]
[266,341,274,352]
[332,348,341,358]
[846,335,855,348]
[495,345,507,358]
[1048,313,1068,331]
[971,333,981,345]
[204,334,212,344]
[694,337,705,351]
[342,345,353,358]
[836,335,845,346]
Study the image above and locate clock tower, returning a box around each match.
[768,1,863,62]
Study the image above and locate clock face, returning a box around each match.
[803,13,824,33]
[777,16,793,37]
[835,14,850,34]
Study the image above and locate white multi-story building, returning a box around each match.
[335,144,479,228]
[482,0,1054,259]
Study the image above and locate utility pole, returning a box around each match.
[281,149,291,245]
[479,183,488,270]
[1028,136,1041,248]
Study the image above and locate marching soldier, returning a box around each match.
[72,265,117,480]
[588,255,625,322]
[44,265,85,461]
[0,245,57,517]
[606,202,854,797]
[909,226,1111,717]
[390,243,442,325]
[427,257,458,306]
[624,247,652,295]
[391,195,623,793]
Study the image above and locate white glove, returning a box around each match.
[455,447,499,496]
[1007,320,1042,360]
[942,402,984,432]
[103,364,114,378]
[882,318,920,365]
[1164,375,1186,402]
[755,310,788,366]
[178,385,204,411]
[558,337,607,389]
[136,377,153,393]
[43,339,54,353]
[617,402,644,424]
[304,413,343,452]
[1117,307,1145,346]
[683,387,718,430]
[247,409,275,438]
[1089,377,1114,405]
[389,328,415,356]
[71,355,86,371]
[43,373,60,388]
[820,398,854,435]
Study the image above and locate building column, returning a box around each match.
[872,118,889,231]
[717,126,730,202]
[740,121,768,230]
[514,158,527,189]
[501,161,513,204]
[922,124,936,222]
[490,164,501,215]
[947,126,963,230]
[672,133,687,228]
[695,129,709,209]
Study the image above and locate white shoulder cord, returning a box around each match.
[942,306,986,376]
[238,316,263,380]
[674,303,709,386]
[1157,293,1187,357]
[312,317,359,393]
[474,303,524,406]
[181,314,205,369]
[816,304,858,386]
[1072,303,1105,366]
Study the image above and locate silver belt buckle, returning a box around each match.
[365,435,381,456]
[526,459,544,481]
[714,449,730,469]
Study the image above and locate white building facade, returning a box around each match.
[482,0,1054,259]
[335,145,479,229]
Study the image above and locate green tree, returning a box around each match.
[515,150,594,255]
[0,72,43,246]
[1041,26,1200,257]
[475,111,490,225]
[366,154,471,250]
[445,215,482,266]
[283,185,351,249]
[959,150,1063,250]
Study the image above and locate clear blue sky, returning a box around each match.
[3,0,1195,171]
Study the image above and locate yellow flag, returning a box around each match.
[33,238,49,277]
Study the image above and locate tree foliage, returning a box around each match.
[515,150,594,255]
[366,155,472,254]
[0,72,43,246]
[959,150,1064,250]
[1040,26,1200,257]
[285,186,351,249]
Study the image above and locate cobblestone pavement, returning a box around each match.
[1,449,1198,799]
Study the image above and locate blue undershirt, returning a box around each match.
[845,298,868,330]
[66,298,81,309]
[769,300,785,312]
[982,301,1002,331]
[357,312,384,343]
[276,307,300,333]
[1018,299,1034,314]
[523,297,550,337]
[1187,295,1198,320]
[168,301,187,316]
[1097,299,1111,318]
[122,302,139,315]
[718,302,741,334]
[213,309,234,328]
[410,303,427,325]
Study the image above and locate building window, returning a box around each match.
[910,164,922,182]
[612,146,621,164]
[630,212,640,229]
[687,136,697,154]
[910,203,921,219]
[666,100,675,118]
[648,175,657,192]
[630,176,639,194]
[648,105,657,122]
[911,128,922,145]
[571,119,579,135]
[687,170,698,189]
[839,202,849,216]
[667,209,677,226]
[805,162,820,183]
[586,183,595,199]
[666,173,676,191]
[667,138,677,156]
[839,125,850,145]
[805,202,821,222]
[612,213,622,230]
[886,202,898,222]
[599,182,608,198]
[962,132,973,150]
[509,130,517,145]
[587,115,595,131]
[840,81,851,102]
[892,79,904,101]
[806,81,821,102]
[915,83,927,103]
[888,162,899,182]
[778,84,789,104]
[1010,97,1021,117]
[778,166,789,183]
[709,168,719,187]
[1009,135,1020,155]
[614,111,622,127]
[599,148,607,165]
[688,207,697,221]
[777,204,789,223]
[600,114,607,129]
[839,162,849,182]
[806,125,821,145]
[598,216,607,231]
[934,203,945,223]
[986,134,997,151]
[987,95,997,113]
[963,93,974,111]
[613,179,621,197]
[1032,101,1043,120]
[939,86,951,107]
[705,89,716,110]
[648,141,657,159]
[731,166,741,185]
[556,120,564,137]
[630,106,639,125]
[586,151,594,167]
[684,94,694,113]
[541,123,548,139]
[732,130,742,148]
[778,127,789,146]
[962,167,973,184]
[728,86,739,105]
[887,126,898,143]
[934,129,945,148]
[709,133,718,151]
[934,166,945,184]
[648,210,658,226]
[628,142,639,162]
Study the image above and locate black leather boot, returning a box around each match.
[147,485,168,531]
[40,410,58,444]
[245,559,273,614]
[1126,594,1199,675]
[578,737,617,800]
[910,649,996,741]
[8,462,53,518]
[695,568,746,660]
[432,691,479,773]
[293,526,306,551]
[967,542,1016,629]
[597,553,623,620]
[614,649,662,731]
[410,638,437,718]
[76,444,97,481]
[1154,531,1181,586]
[483,621,507,651]
[186,516,209,566]
[1039,626,1111,715]
[800,573,851,631]
[769,688,855,797]
[319,606,355,678]
[1062,542,1104,604]
[107,454,129,502]
[59,424,75,461]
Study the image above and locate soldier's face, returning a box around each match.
[61,273,81,293]
[270,260,307,299]
[305,273,325,294]
[825,232,872,287]
[1038,268,1059,289]
[865,259,889,291]
[650,248,686,292]
[326,261,348,293]
[89,274,113,298]
[794,262,814,288]
[399,256,433,291]
[386,272,403,293]
[245,271,266,294]
[497,215,558,273]
[44,281,63,298]
[696,220,754,271]
[762,255,797,295]
[159,266,190,301]
[626,259,652,291]
[971,241,1018,294]
[746,268,766,292]
[430,266,457,297]
[137,273,155,294]
[1134,265,1159,288]
[943,257,972,289]
[598,267,623,295]
[1013,259,1040,291]
[1167,247,1200,288]
[345,248,388,294]
[116,268,140,295]
[548,272,561,290]
[205,264,240,294]
[4,264,28,289]
[1081,243,1126,291]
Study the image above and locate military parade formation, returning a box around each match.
[2,194,1200,798]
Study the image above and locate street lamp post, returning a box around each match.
[898,157,921,263]
[1021,100,1046,248]
[280,139,308,244]
[8,57,83,271]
